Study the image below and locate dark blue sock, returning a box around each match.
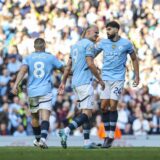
[102,111,110,134]
[83,120,90,140]
[41,121,49,139]
[110,111,118,133]
[32,126,41,141]
[68,113,89,131]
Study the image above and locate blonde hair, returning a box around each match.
[81,25,97,38]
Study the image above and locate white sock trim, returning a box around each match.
[109,131,114,139]
[64,127,71,135]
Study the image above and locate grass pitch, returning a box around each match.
[0,147,160,160]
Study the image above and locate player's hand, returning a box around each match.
[132,76,140,87]
[11,85,18,95]
[58,83,65,95]
[99,80,105,90]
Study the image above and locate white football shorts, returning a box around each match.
[28,93,52,113]
[100,80,124,101]
[73,84,94,110]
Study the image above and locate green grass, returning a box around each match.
[0,147,160,160]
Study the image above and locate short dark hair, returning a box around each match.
[106,21,120,30]
[34,38,46,51]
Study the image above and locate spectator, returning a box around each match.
[150,108,160,134]
[0,68,10,96]
[117,102,130,135]
[132,110,150,136]
[13,124,27,137]
[7,55,21,74]
[0,123,10,135]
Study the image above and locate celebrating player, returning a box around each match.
[58,25,105,149]
[12,38,64,149]
[95,21,139,148]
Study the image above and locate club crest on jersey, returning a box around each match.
[87,45,94,51]
[112,44,116,49]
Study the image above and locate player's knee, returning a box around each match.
[101,105,108,113]
[31,113,39,126]
[32,118,39,127]
[41,116,50,121]
[82,110,92,118]
[110,105,117,111]
[40,110,50,121]
[86,113,92,119]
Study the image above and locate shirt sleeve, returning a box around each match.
[22,56,29,66]
[85,42,95,57]
[127,41,134,54]
[94,41,103,57]
[52,55,63,69]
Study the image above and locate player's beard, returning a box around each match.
[94,35,98,42]
[107,34,116,40]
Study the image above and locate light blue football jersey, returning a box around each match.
[23,52,63,97]
[95,38,134,81]
[70,38,95,87]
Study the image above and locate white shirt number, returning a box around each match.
[33,61,45,78]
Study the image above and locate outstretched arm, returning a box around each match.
[12,65,28,95]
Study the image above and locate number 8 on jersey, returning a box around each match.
[33,61,45,78]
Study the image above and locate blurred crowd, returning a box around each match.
[0,0,160,137]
